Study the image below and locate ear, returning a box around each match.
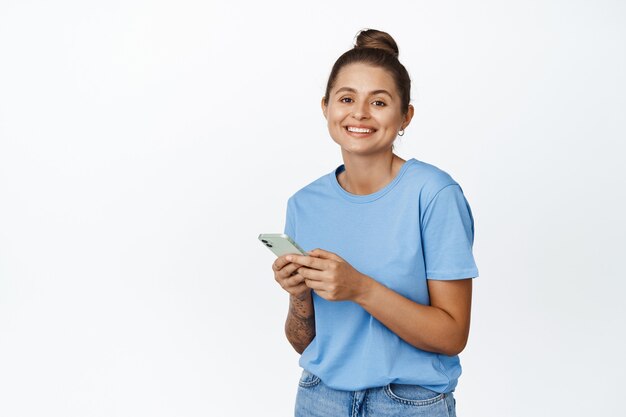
[401,104,415,130]
[321,97,328,119]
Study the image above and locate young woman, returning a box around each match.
[272,29,478,417]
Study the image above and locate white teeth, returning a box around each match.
[347,127,373,133]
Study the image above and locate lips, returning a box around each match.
[346,126,376,134]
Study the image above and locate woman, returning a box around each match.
[272,29,478,417]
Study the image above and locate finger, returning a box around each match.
[285,254,327,271]
[305,276,329,289]
[276,267,303,286]
[273,255,299,272]
[308,248,343,261]
[279,262,301,278]
[294,266,324,281]
[285,273,305,287]
[276,272,304,291]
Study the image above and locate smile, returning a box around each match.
[346,126,375,133]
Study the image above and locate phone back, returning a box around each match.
[258,233,307,257]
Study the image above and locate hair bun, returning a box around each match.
[354,29,399,58]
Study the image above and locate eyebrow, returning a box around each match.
[334,87,393,98]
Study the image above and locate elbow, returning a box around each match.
[291,342,305,355]
[286,336,310,354]
[442,336,468,356]
[284,324,313,355]
[441,318,470,356]
[443,345,465,357]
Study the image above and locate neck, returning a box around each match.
[338,151,406,195]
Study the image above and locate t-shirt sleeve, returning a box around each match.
[283,197,296,240]
[421,184,479,280]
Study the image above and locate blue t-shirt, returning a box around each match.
[283,158,479,393]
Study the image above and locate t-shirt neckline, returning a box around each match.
[330,158,416,204]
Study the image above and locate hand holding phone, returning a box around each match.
[260,233,311,300]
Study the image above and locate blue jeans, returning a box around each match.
[295,370,456,417]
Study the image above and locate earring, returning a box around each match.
[398,129,405,137]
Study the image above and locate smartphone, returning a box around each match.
[258,233,307,257]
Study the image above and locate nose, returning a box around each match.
[352,101,370,120]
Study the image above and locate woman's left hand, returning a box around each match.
[286,249,371,302]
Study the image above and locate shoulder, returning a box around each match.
[286,168,337,207]
[403,158,461,202]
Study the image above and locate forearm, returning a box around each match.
[355,277,469,356]
[285,292,315,354]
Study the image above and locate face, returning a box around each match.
[322,63,413,157]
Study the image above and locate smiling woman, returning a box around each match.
[322,64,414,193]
[269,29,479,417]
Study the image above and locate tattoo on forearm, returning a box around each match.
[286,298,315,353]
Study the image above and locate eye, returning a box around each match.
[340,97,354,103]
[372,100,386,107]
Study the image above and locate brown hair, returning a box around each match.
[323,29,412,114]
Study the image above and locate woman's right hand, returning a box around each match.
[273,255,311,300]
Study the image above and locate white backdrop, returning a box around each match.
[1,1,625,416]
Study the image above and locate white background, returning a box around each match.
[1,1,625,416]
